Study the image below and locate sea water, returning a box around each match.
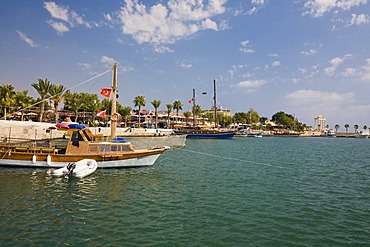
[1,137,370,246]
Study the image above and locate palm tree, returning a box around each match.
[363,125,367,132]
[151,99,161,129]
[194,104,202,125]
[63,92,85,122]
[354,124,359,133]
[86,99,101,126]
[0,84,16,120]
[119,106,132,127]
[133,95,146,128]
[183,111,191,125]
[49,84,67,123]
[166,103,172,128]
[344,124,350,133]
[15,90,33,121]
[173,100,183,124]
[334,124,340,133]
[32,79,51,122]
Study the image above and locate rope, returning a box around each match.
[16,68,112,113]
[179,148,288,169]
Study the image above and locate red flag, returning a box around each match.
[97,110,106,118]
[188,99,192,104]
[101,88,112,98]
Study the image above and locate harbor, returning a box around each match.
[1,137,370,246]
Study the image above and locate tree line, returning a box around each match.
[0,79,338,132]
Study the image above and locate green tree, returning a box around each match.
[133,95,146,128]
[151,99,161,129]
[49,84,67,123]
[86,98,101,125]
[0,84,16,120]
[363,125,367,132]
[335,124,340,133]
[63,91,85,122]
[166,103,172,128]
[354,124,359,133]
[183,111,191,125]
[173,100,183,117]
[233,112,248,124]
[272,111,296,130]
[32,78,51,122]
[118,106,132,127]
[15,90,34,121]
[344,124,350,133]
[193,104,202,125]
[246,108,260,124]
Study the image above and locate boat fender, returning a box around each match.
[32,155,36,164]
[47,155,51,165]
[111,113,121,121]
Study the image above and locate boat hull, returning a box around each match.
[175,129,234,139]
[0,149,164,169]
[185,133,234,139]
[52,159,97,178]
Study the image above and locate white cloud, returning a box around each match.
[341,67,357,77]
[101,56,117,66]
[44,1,92,33]
[118,0,227,44]
[16,30,37,47]
[360,58,370,80]
[286,89,355,105]
[46,20,70,34]
[154,45,174,53]
[300,49,317,56]
[44,2,69,22]
[179,62,192,68]
[349,13,370,26]
[239,39,255,53]
[247,0,268,15]
[303,0,367,17]
[252,0,266,4]
[272,60,280,67]
[104,13,113,23]
[236,79,266,88]
[324,54,352,76]
[78,63,92,71]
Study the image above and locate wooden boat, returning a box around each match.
[174,80,234,139]
[52,159,97,178]
[0,64,166,168]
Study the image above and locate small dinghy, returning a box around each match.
[52,159,97,178]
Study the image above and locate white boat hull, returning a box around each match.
[52,159,97,178]
[0,154,161,169]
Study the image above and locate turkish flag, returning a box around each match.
[101,88,112,98]
[97,110,106,117]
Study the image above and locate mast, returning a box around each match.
[111,63,117,140]
[192,88,196,127]
[213,79,217,128]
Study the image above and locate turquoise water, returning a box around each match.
[1,137,370,246]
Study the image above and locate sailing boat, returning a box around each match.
[174,80,235,139]
[0,64,166,168]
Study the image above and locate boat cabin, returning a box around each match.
[65,127,136,155]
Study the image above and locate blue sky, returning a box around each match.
[1,0,370,130]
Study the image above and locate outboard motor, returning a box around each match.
[64,162,76,178]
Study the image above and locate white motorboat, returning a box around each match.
[52,159,97,178]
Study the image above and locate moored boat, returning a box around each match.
[0,64,166,168]
[52,159,97,178]
[174,80,234,139]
